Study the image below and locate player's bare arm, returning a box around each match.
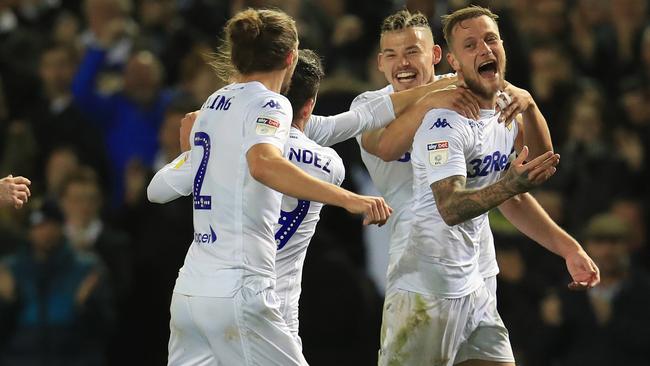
[499,193,600,289]
[247,143,392,226]
[431,146,559,226]
[362,85,481,161]
[498,83,553,158]
[387,73,458,115]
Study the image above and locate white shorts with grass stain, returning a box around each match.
[379,279,514,366]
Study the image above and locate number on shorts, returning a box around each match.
[193,132,212,209]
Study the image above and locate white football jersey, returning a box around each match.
[275,128,345,334]
[174,81,293,297]
[395,109,518,298]
[350,85,414,262]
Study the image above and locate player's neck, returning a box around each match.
[478,94,498,109]
[239,70,287,93]
[291,118,306,132]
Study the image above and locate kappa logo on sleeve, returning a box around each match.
[255,117,281,136]
[427,141,449,166]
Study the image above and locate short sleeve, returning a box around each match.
[413,110,470,185]
[242,94,292,153]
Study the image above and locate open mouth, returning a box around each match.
[395,70,417,84]
[477,60,498,79]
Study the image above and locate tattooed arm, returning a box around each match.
[431,146,560,226]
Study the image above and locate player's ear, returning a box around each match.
[301,97,315,120]
[377,52,384,73]
[447,51,460,72]
[285,48,297,69]
[432,44,442,65]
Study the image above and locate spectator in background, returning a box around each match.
[528,41,577,144]
[176,44,222,106]
[568,0,609,77]
[0,202,114,366]
[539,213,650,366]
[136,0,206,86]
[27,43,108,187]
[72,33,174,206]
[80,0,135,70]
[593,0,647,94]
[59,167,132,310]
[58,166,132,366]
[553,96,631,230]
[43,146,81,204]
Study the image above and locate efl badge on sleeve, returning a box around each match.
[256,117,280,136]
[427,141,449,166]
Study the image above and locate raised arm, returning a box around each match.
[498,83,553,158]
[361,86,481,161]
[498,193,600,289]
[71,46,115,124]
[247,144,391,225]
[432,146,559,226]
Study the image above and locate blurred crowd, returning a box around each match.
[0,0,649,365]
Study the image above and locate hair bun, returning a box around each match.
[229,9,263,44]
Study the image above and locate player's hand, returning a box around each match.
[345,194,392,226]
[503,146,560,193]
[496,82,535,125]
[180,111,200,152]
[0,174,31,209]
[427,85,481,120]
[565,249,600,290]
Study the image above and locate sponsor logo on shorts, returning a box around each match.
[194,226,217,244]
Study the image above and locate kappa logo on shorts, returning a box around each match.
[255,117,280,136]
[427,141,449,166]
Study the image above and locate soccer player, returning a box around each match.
[0,175,31,209]
[159,9,391,366]
[149,49,348,346]
[379,6,600,366]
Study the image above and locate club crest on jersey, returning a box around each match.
[427,141,449,166]
[256,117,280,136]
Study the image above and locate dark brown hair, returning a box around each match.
[210,8,297,82]
[442,5,499,48]
[59,166,100,198]
[285,49,324,119]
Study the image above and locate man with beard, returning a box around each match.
[379,6,601,366]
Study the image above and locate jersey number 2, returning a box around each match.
[193,132,212,209]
